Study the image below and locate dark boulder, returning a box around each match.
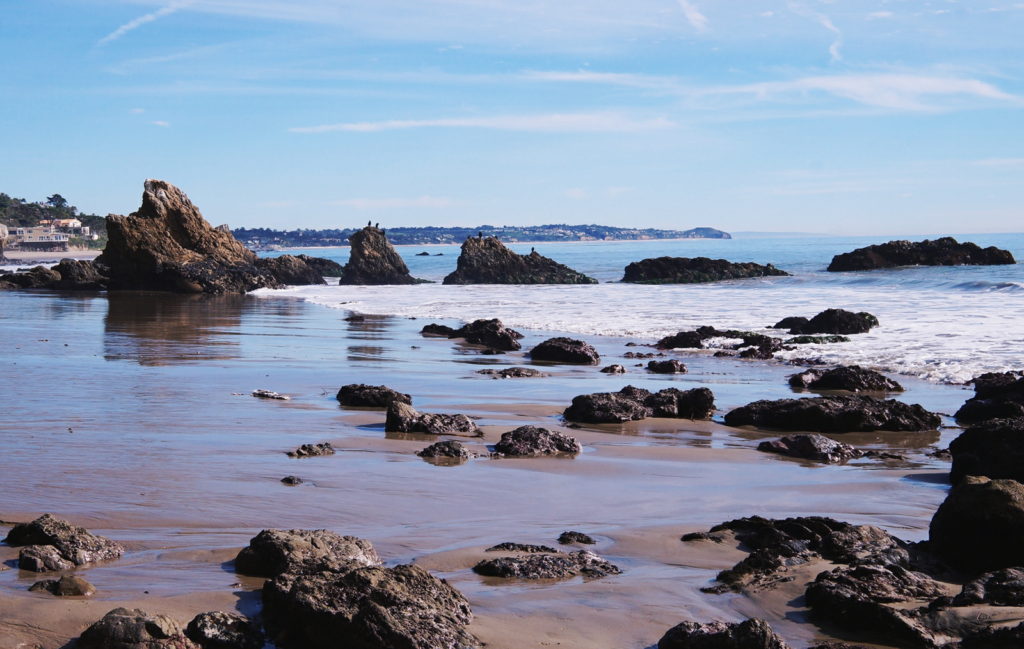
[286,443,334,458]
[385,401,480,436]
[949,418,1024,484]
[417,440,471,461]
[421,323,458,337]
[757,434,861,464]
[790,309,879,335]
[0,265,61,289]
[338,226,422,285]
[929,476,1024,572]
[656,331,705,349]
[4,513,124,571]
[828,237,1015,272]
[28,574,96,596]
[477,367,543,378]
[295,254,345,277]
[789,366,904,392]
[564,386,715,423]
[960,622,1024,649]
[724,395,939,433]
[78,608,198,649]
[656,618,792,649]
[234,529,381,578]
[443,236,595,285]
[491,425,581,457]
[281,475,303,486]
[601,364,626,374]
[336,384,412,408]
[955,371,1024,424]
[51,259,107,290]
[645,387,716,419]
[953,568,1024,607]
[771,316,808,330]
[473,550,620,580]
[421,318,523,351]
[528,337,600,364]
[648,359,687,374]
[262,564,479,649]
[558,531,596,545]
[622,256,789,284]
[255,255,326,286]
[185,611,264,649]
[656,327,785,359]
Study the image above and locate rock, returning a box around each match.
[564,386,715,423]
[645,387,716,419]
[757,434,862,464]
[648,359,687,374]
[771,316,809,330]
[656,327,786,359]
[492,425,581,457]
[790,309,879,335]
[255,255,325,286]
[97,180,276,294]
[805,644,871,649]
[476,367,544,378]
[656,331,706,349]
[788,366,904,392]
[601,364,626,374]
[252,389,289,400]
[783,335,850,345]
[827,237,1016,272]
[485,542,558,553]
[78,608,198,649]
[953,568,1024,606]
[929,476,1024,572]
[416,251,431,256]
[443,236,596,285]
[51,259,107,290]
[473,550,620,580]
[4,513,124,571]
[624,351,660,358]
[185,611,264,649]
[281,475,303,486]
[28,574,95,596]
[338,225,422,284]
[955,371,1024,424]
[385,401,480,436]
[417,440,470,460]
[336,384,412,408]
[657,619,792,649]
[262,563,478,649]
[960,622,1024,649]
[724,395,939,433]
[421,323,458,336]
[528,337,600,364]
[287,443,334,458]
[558,531,596,545]
[234,529,381,577]
[421,319,523,351]
[949,418,1024,484]
[0,265,62,289]
[622,257,789,284]
[295,254,345,277]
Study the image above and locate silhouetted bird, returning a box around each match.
[478,231,483,239]
[375,222,379,228]
[367,220,371,227]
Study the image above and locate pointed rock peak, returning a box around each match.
[339,225,423,285]
[444,236,596,285]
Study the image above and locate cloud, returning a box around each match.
[787,1,843,62]
[867,11,894,20]
[150,120,171,127]
[521,70,681,92]
[290,112,676,134]
[98,1,195,46]
[130,108,145,114]
[564,188,588,200]
[676,0,709,32]
[971,158,1024,167]
[329,196,455,209]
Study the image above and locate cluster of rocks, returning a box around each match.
[3,513,124,572]
[442,236,596,284]
[473,544,620,580]
[421,318,524,351]
[78,608,264,649]
[385,401,480,436]
[954,371,1024,423]
[564,385,716,423]
[656,326,785,360]
[286,443,335,458]
[827,237,1015,272]
[621,256,790,284]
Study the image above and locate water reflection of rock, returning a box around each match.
[103,292,251,365]
[345,315,396,361]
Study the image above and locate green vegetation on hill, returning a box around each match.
[0,193,107,249]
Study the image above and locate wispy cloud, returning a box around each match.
[787,1,843,62]
[521,70,682,92]
[329,196,455,209]
[971,157,1024,167]
[98,1,194,46]
[290,112,675,134]
[150,120,171,127]
[676,0,709,32]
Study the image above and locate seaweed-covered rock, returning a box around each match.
[336,384,412,408]
[185,611,264,649]
[949,417,1024,484]
[622,257,789,284]
[828,237,1015,272]
[757,434,861,464]
[339,226,421,285]
[443,236,595,285]
[4,513,124,572]
[929,476,1024,572]
[262,564,478,649]
[724,395,939,433]
[648,359,687,374]
[473,550,620,580]
[385,401,480,436]
[234,529,381,578]
[788,366,904,392]
[657,618,792,649]
[491,425,581,457]
[955,371,1024,424]
[78,608,199,649]
[528,337,600,364]
[564,386,715,423]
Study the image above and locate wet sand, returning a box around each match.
[0,290,971,648]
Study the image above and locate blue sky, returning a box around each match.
[2,0,1022,234]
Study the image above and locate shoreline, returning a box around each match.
[1,249,101,264]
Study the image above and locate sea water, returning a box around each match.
[260,233,1024,384]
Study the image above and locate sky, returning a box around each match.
[1,0,1023,235]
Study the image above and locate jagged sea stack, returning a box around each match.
[338,225,420,285]
[443,236,596,284]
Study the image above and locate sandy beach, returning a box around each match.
[1,249,101,265]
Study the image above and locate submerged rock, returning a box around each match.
[656,618,792,649]
[185,611,264,649]
[338,225,422,285]
[4,513,124,572]
[929,476,1024,572]
[564,386,715,423]
[287,443,334,458]
[955,371,1024,424]
[234,529,381,577]
[78,608,198,649]
[443,236,596,284]
[788,366,904,392]
[28,574,96,597]
[724,395,939,433]
[491,425,581,457]
[757,434,862,464]
[528,337,600,364]
[473,550,620,580]
[558,531,596,545]
[336,384,412,408]
[656,326,786,359]
[477,367,544,378]
[828,237,1015,272]
[386,401,480,436]
[601,364,626,374]
[783,335,850,345]
[622,257,789,284]
[949,417,1024,484]
[280,475,303,486]
[252,389,289,400]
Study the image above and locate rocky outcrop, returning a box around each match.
[656,618,792,649]
[558,531,596,545]
[51,259,108,290]
[477,367,544,378]
[724,395,939,433]
[622,257,789,284]
[564,386,716,423]
[528,337,600,364]
[336,384,412,408]
[788,366,904,392]
[953,568,1024,607]
[185,611,264,649]
[417,440,471,461]
[443,236,595,284]
[295,254,345,277]
[656,326,785,359]
[828,237,1015,272]
[338,225,421,285]
[422,318,524,351]
[473,550,620,580]
[234,529,381,577]
[385,401,480,436]
[29,574,96,597]
[955,371,1024,423]
[929,476,1024,572]
[0,265,61,289]
[772,309,880,335]
[491,425,581,457]
[949,418,1024,484]
[757,434,861,464]
[286,443,334,458]
[255,255,325,285]
[3,513,124,571]
[78,608,198,649]
[648,359,687,374]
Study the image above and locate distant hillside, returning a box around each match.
[234,224,731,248]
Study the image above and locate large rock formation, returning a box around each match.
[622,256,789,284]
[443,236,596,284]
[955,371,1024,423]
[929,476,1024,572]
[3,513,124,571]
[255,255,325,286]
[724,395,939,433]
[828,237,1016,272]
[338,225,421,285]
